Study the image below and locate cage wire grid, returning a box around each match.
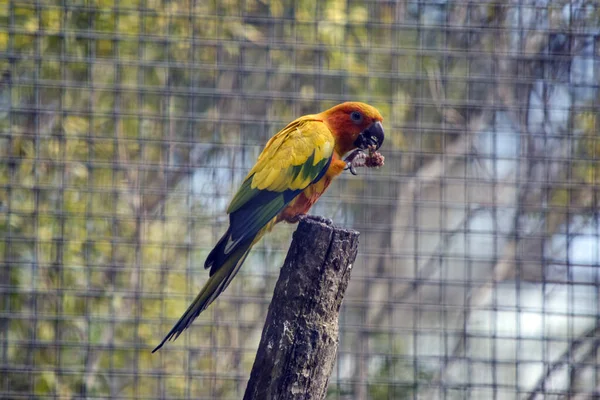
[0,0,599,399]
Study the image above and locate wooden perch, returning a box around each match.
[243,216,360,400]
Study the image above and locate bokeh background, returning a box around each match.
[1,0,599,399]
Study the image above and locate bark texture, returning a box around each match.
[244,217,359,400]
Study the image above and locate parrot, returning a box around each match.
[152,102,384,352]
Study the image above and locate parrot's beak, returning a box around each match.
[354,121,384,150]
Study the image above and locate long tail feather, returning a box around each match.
[152,240,253,353]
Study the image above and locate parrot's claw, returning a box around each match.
[297,214,333,226]
[345,163,358,176]
[344,149,367,175]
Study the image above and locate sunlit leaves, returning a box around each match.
[575,112,599,185]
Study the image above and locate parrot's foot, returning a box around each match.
[344,146,385,175]
[344,149,366,176]
[296,214,333,226]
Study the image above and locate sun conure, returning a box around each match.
[153,102,384,352]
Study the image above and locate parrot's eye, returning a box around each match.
[350,111,363,123]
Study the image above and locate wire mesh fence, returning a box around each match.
[1,0,599,399]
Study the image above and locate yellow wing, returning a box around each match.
[227,116,335,213]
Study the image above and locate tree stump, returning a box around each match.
[244,216,360,400]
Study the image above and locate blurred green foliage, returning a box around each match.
[0,0,414,397]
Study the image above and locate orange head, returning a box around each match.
[318,102,384,156]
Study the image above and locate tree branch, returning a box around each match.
[244,217,359,400]
[526,319,600,400]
